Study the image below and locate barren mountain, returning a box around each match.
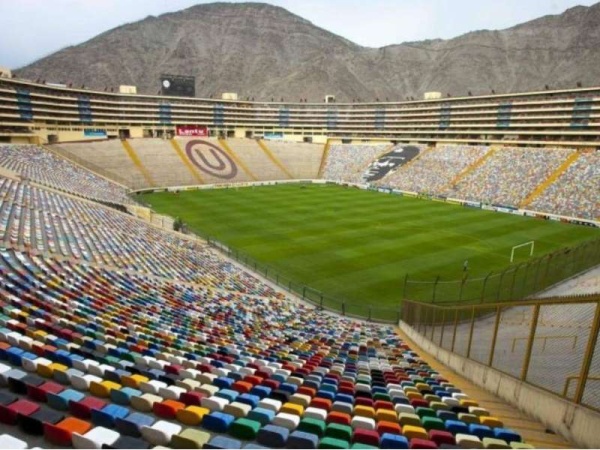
[15,2,600,101]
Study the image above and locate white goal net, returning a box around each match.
[510,241,535,263]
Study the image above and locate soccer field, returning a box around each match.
[141,184,599,313]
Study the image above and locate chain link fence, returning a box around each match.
[402,296,600,412]
[404,238,600,304]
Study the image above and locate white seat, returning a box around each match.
[0,434,27,449]
[351,416,376,431]
[158,385,186,400]
[272,412,301,430]
[258,398,282,413]
[141,420,182,446]
[140,379,167,394]
[23,356,47,373]
[71,373,102,391]
[201,395,229,412]
[72,426,120,449]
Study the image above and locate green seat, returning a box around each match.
[416,407,436,418]
[230,418,262,440]
[422,416,446,431]
[298,417,326,437]
[325,423,352,442]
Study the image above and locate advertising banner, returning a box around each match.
[176,125,208,137]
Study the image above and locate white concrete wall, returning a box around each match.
[399,321,600,449]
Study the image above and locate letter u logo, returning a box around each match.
[185,140,238,179]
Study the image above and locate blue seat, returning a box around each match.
[287,430,319,449]
[469,424,494,439]
[91,403,129,428]
[250,386,271,399]
[436,410,458,422]
[380,433,409,449]
[494,428,521,443]
[257,424,290,447]
[216,388,239,403]
[205,436,242,449]
[6,347,25,366]
[237,393,260,408]
[445,420,468,434]
[335,394,354,405]
[107,435,150,449]
[203,411,236,433]
[115,412,155,437]
[280,383,298,394]
[248,407,275,426]
[46,388,84,411]
[271,374,287,383]
[214,377,234,389]
[111,387,141,406]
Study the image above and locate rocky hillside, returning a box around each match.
[15,2,600,101]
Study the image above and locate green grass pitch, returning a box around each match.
[141,184,599,312]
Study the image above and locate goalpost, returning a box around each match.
[510,241,535,263]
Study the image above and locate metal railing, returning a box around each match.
[403,238,600,304]
[401,294,600,412]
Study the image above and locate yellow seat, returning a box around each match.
[176,406,210,425]
[402,425,428,440]
[280,402,304,416]
[90,380,121,397]
[122,374,149,388]
[460,399,479,408]
[375,409,397,423]
[37,362,68,378]
[354,405,376,419]
[480,416,504,428]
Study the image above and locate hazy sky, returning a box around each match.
[0,0,597,69]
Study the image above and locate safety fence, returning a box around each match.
[401,295,600,412]
[403,238,600,304]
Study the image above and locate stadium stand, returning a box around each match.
[222,139,290,181]
[529,150,600,220]
[0,157,546,447]
[379,145,489,194]
[0,145,134,205]
[0,241,533,449]
[51,138,324,190]
[244,141,323,180]
[323,144,390,183]
[52,140,149,190]
[444,147,573,208]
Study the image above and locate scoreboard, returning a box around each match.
[160,74,196,97]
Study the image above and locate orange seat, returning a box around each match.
[232,381,253,394]
[326,411,352,426]
[377,420,402,435]
[44,417,91,446]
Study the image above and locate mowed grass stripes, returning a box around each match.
[141,184,599,308]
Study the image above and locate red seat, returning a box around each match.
[428,430,455,446]
[69,396,106,419]
[410,438,439,449]
[180,391,205,406]
[0,399,39,425]
[353,428,380,447]
[28,381,64,402]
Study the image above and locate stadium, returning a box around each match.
[0,1,599,449]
